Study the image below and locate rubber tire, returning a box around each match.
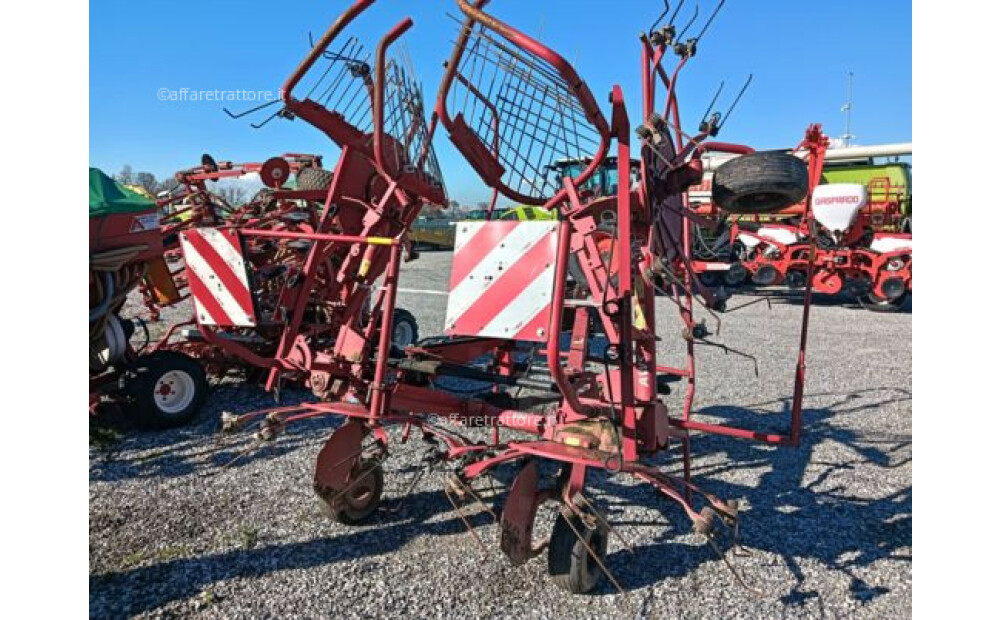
[723,263,748,287]
[321,458,384,525]
[125,351,208,429]
[712,152,809,214]
[859,292,910,313]
[699,272,721,287]
[391,308,420,349]
[296,167,334,191]
[548,512,609,594]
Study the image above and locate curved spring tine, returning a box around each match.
[648,1,672,35]
[576,494,634,554]
[695,338,760,377]
[694,0,728,42]
[700,80,724,127]
[450,474,497,521]
[223,98,281,119]
[676,4,700,41]
[719,74,753,131]
[669,0,686,25]
[724,294,772,313]
[443,482,490,557]
[706,533,764,596]
[250,109,285,129]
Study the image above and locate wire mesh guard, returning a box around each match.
[382,51,446,193]
[445,16,602,202]
[302,35,376,134]
[298,36,445,194]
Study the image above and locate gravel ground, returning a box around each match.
[91,250,911,619]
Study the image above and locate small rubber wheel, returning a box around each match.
[548,511,609,594]
[858,292,910,313]
[391,308,420,349]
[296,167,334,191]
[319,458,384,525]
[723,263,748,287]
[124,351,208,429]
[712,152,809,214]
[699,272,721,287]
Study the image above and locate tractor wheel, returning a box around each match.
[318,457,384,525]
[712,152,809,214]
[858,292,910,313]
[124,351,208,429]
[391,308,420,349]
[548,510,609,594]
[296,167,334,191]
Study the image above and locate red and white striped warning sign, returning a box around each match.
[179,228,257,327]
[445,220,559,342]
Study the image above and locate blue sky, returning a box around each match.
[90,0,911,204]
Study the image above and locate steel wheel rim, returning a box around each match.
[393,321,415,348]
[154,370,196,414]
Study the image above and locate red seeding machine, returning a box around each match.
[89,168,209,428]
[690,143,913,312]
[178,0,829,594]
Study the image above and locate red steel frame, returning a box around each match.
[192,0,821,591]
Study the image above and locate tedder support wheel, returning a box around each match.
[391,308,420,349]
[319,457,385,525]
[548,510,610,594]
[124,351,208,429]
[712,152,809,214]
[295,166,334,191]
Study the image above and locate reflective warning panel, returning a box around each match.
[445,220,559,342]
[179,228,257,327]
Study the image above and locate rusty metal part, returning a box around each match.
[443,477,491,557]
[500,460,545,565]
[558,501,627,596]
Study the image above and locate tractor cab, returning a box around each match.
[548,157,640,199]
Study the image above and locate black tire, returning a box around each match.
[296,167,334,191]
[124,351,208,429]
[319,458,384,525]
[859,292,910,313]
[391,308,420,349]
[548,511,609,594]
[699,272,721,287]
[723,263,748,287]
[712,152,809,214]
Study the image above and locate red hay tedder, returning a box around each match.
[162,0,830,593]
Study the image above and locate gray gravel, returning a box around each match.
[91,249,911,619]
